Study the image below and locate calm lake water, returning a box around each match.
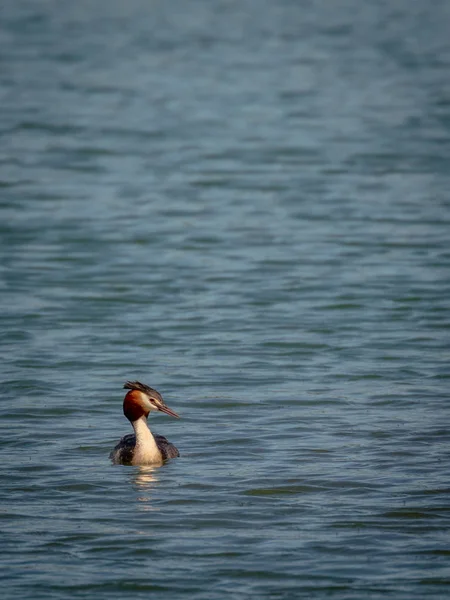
[1,0,450,598]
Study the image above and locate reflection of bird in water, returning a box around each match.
[134,466,160,511]
[135,465,159,487]
[110,381,180,466]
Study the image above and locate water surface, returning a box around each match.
[1,1,450,598]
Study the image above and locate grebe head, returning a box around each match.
[122,381,180,422]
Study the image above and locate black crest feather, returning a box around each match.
[123,381,162,400]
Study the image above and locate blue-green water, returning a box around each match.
[1,1,450,598]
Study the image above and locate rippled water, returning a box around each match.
[1,0,450,598]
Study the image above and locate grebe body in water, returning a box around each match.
[110,381,180,466]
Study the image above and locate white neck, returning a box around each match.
[131,416,163,465]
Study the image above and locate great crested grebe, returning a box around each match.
[110,381,180,466]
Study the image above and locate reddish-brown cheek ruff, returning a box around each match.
[123,390,149,422]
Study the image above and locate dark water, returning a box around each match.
[1,0,450,598]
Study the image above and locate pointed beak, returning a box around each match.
[158,403,180,418]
